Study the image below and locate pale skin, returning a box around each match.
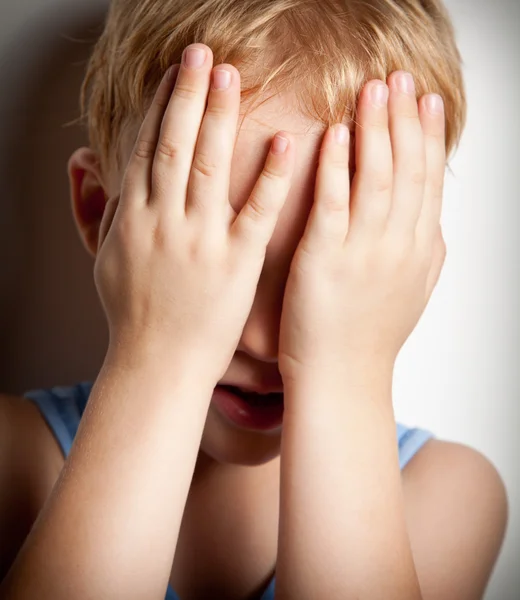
[0,43,509,599]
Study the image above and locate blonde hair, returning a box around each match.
[79,0,467,181]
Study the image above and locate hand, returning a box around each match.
[279,71,447,382]
[94,43,295,384]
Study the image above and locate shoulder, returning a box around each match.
[402,438,508,600]
[0,393,65,580]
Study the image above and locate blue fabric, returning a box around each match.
[23,381,435,600]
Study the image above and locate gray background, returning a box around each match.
[0,0,518,598]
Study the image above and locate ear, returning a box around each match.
[67,147,109,257]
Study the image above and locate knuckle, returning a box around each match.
[420,231,446,271]
[156,137,183,161]
[417,241,434,268]
[437,229,447,255]
[134,138,156,160]
[397,105,420,121]
[150,219,171,249]
[406,162,426,186]
[173,83,199,101]
[382,234,414,266]
[363,166,392,193]
[438,243,447,264]
[368,119,389,133]
[328,154,350,172]
[262,164,282,183]
[372,175,392,194]
[427,129,446,144]
[410,169,426,186]
[246,194,267,222]
[113,211,141,246]
[204,102,229,119]
[191,152,219,179]
[321,192,347,212]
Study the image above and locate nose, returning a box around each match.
[236,288,283,363]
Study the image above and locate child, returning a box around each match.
[0,0,508,598]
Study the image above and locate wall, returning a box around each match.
[0,0,518,598]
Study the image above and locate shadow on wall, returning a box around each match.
[0,5,109,394]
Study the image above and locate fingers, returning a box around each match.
[415,93,447,249]
[151,44,215,214]
[348,80,392,244]
[385,71,426,237]
[301,123,351,255]
[344,71,445,258]
[186,64,241,219]
[231,132,295,252]
[121,64,180,209]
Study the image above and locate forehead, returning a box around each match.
[115,91,347,264]
[115,91,357,257]
[228,93,334,259]
[117,90,327,178]
[230,92,328,203]
[239,91,326,138]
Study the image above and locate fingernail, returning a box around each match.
[397,72,415,94]
[212,69,231,90]
[334,124,349,145]
[371,83,389,107]
[183,46,206,69]
[272,135,289,155]
[426,93,444,115]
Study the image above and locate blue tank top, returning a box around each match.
[23,381,434,600]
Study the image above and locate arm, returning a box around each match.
[275,69,447,598]
[276,368,422,599]
[0,350,215,599]
[401,439,508,600]
[2,42,295,599]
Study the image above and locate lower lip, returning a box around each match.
[211,386,284,431]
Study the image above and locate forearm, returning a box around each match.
[275,366,422,600]
[1,345,215,600]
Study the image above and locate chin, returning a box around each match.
[199,407,282,467]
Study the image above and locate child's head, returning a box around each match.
[68,0,466,467]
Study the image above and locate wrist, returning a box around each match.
[282,357,395,390]
[104,337,217,393]
[282,361,394,409]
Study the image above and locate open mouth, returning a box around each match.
[211,385,285,431]
[220,385,284,407]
